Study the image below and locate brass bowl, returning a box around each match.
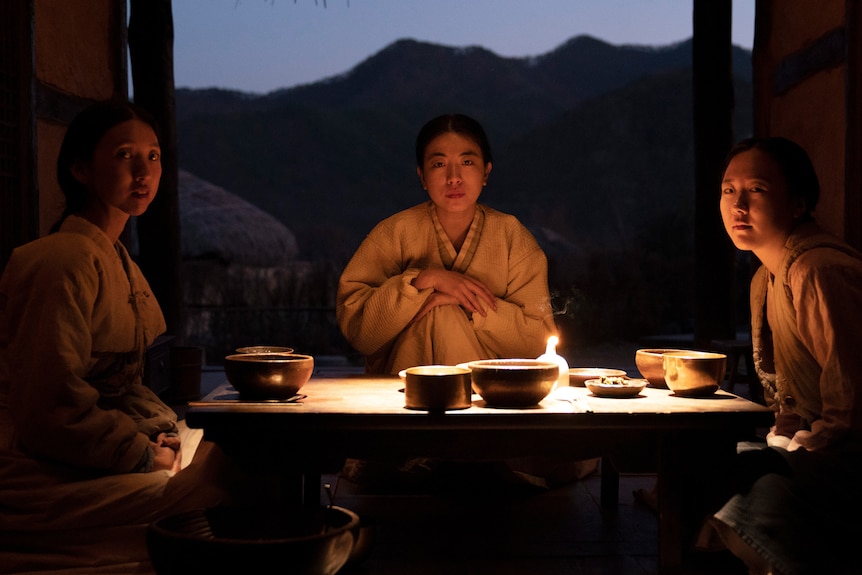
[568,367,627,387]
[224,353,313,400]
[634,348,689,388]
[147,504,359,575]
[465,359,558,408]
[662,350,727,397]
[236,345,295,354]
[404,365,472,411]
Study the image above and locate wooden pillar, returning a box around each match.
[692,0,737,346]
[846,0,862,251]
[127,0,182,334]
[0,1,37,271]
[751,0,773,138]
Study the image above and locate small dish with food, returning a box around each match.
[568,367,627,387]
[584,376,648,398]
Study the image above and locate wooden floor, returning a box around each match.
[323,467,747,575]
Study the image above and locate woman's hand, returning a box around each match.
[150,432,182,473]
[413,269,497,317]
[412,291,460,323]
[765,427,792,449]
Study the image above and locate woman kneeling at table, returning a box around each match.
[336,113,596,490]
[0,101,236,572]
[697,137,862,575]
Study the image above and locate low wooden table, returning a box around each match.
[186,375,773,573]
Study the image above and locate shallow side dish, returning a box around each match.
[568,367,627,387]
[584,377,647,398]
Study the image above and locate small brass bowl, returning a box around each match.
[465,359,558,408]
[404,365,472,411]
[662,350,727,397]
[224,353,313,400]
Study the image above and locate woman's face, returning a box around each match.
[73,118,162,218]
[417,131,491,217]
[720,148,806,256]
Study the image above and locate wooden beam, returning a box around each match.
[128,0,183,334]
[0,0,38,271]
[846,0,862,250]
[752,0,772,138]
[692,0,736,346]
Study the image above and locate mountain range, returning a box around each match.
[174,35,753,342]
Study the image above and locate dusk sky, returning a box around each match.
[169,0,755,94]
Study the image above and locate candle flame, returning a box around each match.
[540,335,567,388]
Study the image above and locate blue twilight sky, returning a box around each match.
[168,0,755,94]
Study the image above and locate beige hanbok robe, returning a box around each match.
[336,203,596,489]
[750,222,862,451]
[337,202,557,374]
[0,216,226,572]
[705,223,862,574]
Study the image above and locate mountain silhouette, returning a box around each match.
[176,35,750,258]
[174,35,752,343]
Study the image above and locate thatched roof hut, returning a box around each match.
[173,170,345,358]
[178,169,299,265]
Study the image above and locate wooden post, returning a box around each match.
[846,0,862,251]
[692,0,736,346]
[127,0,183,334]
[1,1,38,271]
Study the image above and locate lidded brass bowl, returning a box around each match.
[403,365,472,411]
[236,345,295,354]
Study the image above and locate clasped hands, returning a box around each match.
[150,432,182,473]
[412,269,497,322]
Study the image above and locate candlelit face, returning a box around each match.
[72,118,162,218]
[720,148,805,255]
[417,132,492,217]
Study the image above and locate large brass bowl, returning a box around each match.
[224,353,313,400]
[634,348,689,388]
[147,504,359,575]
[662,350,727,397]
[465,359,558,408]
